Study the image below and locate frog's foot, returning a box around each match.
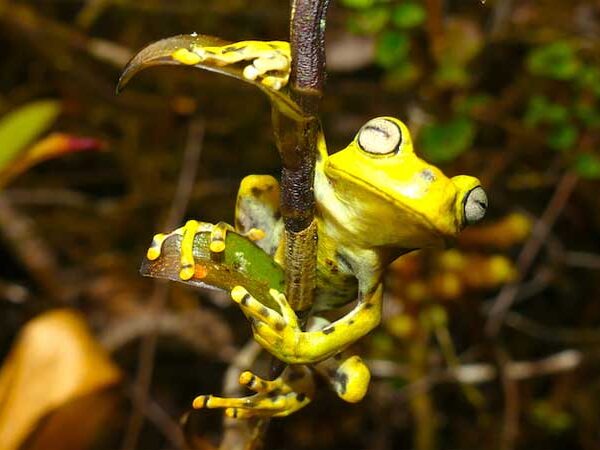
[315,354,371,403]
[230,285,306,364]
[193,366,315,418]
[146,220,233,280]
[173,41,291,90]
[241,54,290,90]
[230,284,384,365]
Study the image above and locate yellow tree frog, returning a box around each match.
[147,117,487,418]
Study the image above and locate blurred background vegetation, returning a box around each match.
[1,0,599,449]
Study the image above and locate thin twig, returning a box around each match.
[127,386,191,450]
[486,172,579,336]
[219,340,264,450]
[505,311,600,344]
[120,118,204,450]
[498,349,519,450]
[0,195,70,304]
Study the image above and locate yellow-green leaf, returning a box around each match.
[0,100,61,171]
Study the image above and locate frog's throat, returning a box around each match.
[325,164,457,242]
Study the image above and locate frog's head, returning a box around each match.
[323,117,487,250]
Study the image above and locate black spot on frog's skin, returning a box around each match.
[335,252,353,273]
[267,389,281,398]
[323,326,335,335]
[348,320,355,325]
[241,293,251,306]
[261,380,269,390]
[260,306,270,317]
[420,169,436,182]
[251,187,263,197]
[364,303,373,309]
[296,392,306,402]
[334,353,342,361]
[232,408,238,418]
[201,396,209,408]
[222,45,241,53]
[334,371,349,395]
[274,321,285,331]
[244,375,256,387]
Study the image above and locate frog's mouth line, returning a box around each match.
[325,163,454,242]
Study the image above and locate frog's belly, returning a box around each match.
[314,265,358,312]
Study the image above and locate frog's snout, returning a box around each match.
[463,186,488,225]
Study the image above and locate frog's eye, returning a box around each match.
[357,118,402,155]
[464,186,488,225]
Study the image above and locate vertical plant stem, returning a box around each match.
[276,0,330,314]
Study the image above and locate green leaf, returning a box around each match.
[433,63,469,88]
[0,100,61,171]
[547,124,578,151]
[347,7,390,35]
[454,94,492,115]
[574,102,600,128]
[391,2,426,29]
[340,0,375,10]
[419,116,476,163]
[383,61,420,90]
[573,154,600,179]
[576,66,600,97]
[375,31,410,68]
[140,230,285,310]
[524,96,569,127]
[527,41,581,81]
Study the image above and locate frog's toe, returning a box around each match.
[261,75,286,90]
[231,286,286,331]
[268,288,298,327]
[146,233,168,260]
[209,221,233,253]
[316,354,371,403]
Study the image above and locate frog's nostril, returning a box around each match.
[464,186,487,225]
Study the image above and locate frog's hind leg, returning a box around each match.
[193,365,315,418]
[307,317,371,403]
[235,175,283,256]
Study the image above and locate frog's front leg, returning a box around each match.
[230,284,384,364]
[193,365,315,418]
[147,218,268,280]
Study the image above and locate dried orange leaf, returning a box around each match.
[0,309,122,450]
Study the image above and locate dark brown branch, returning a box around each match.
[275,0,330,313]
